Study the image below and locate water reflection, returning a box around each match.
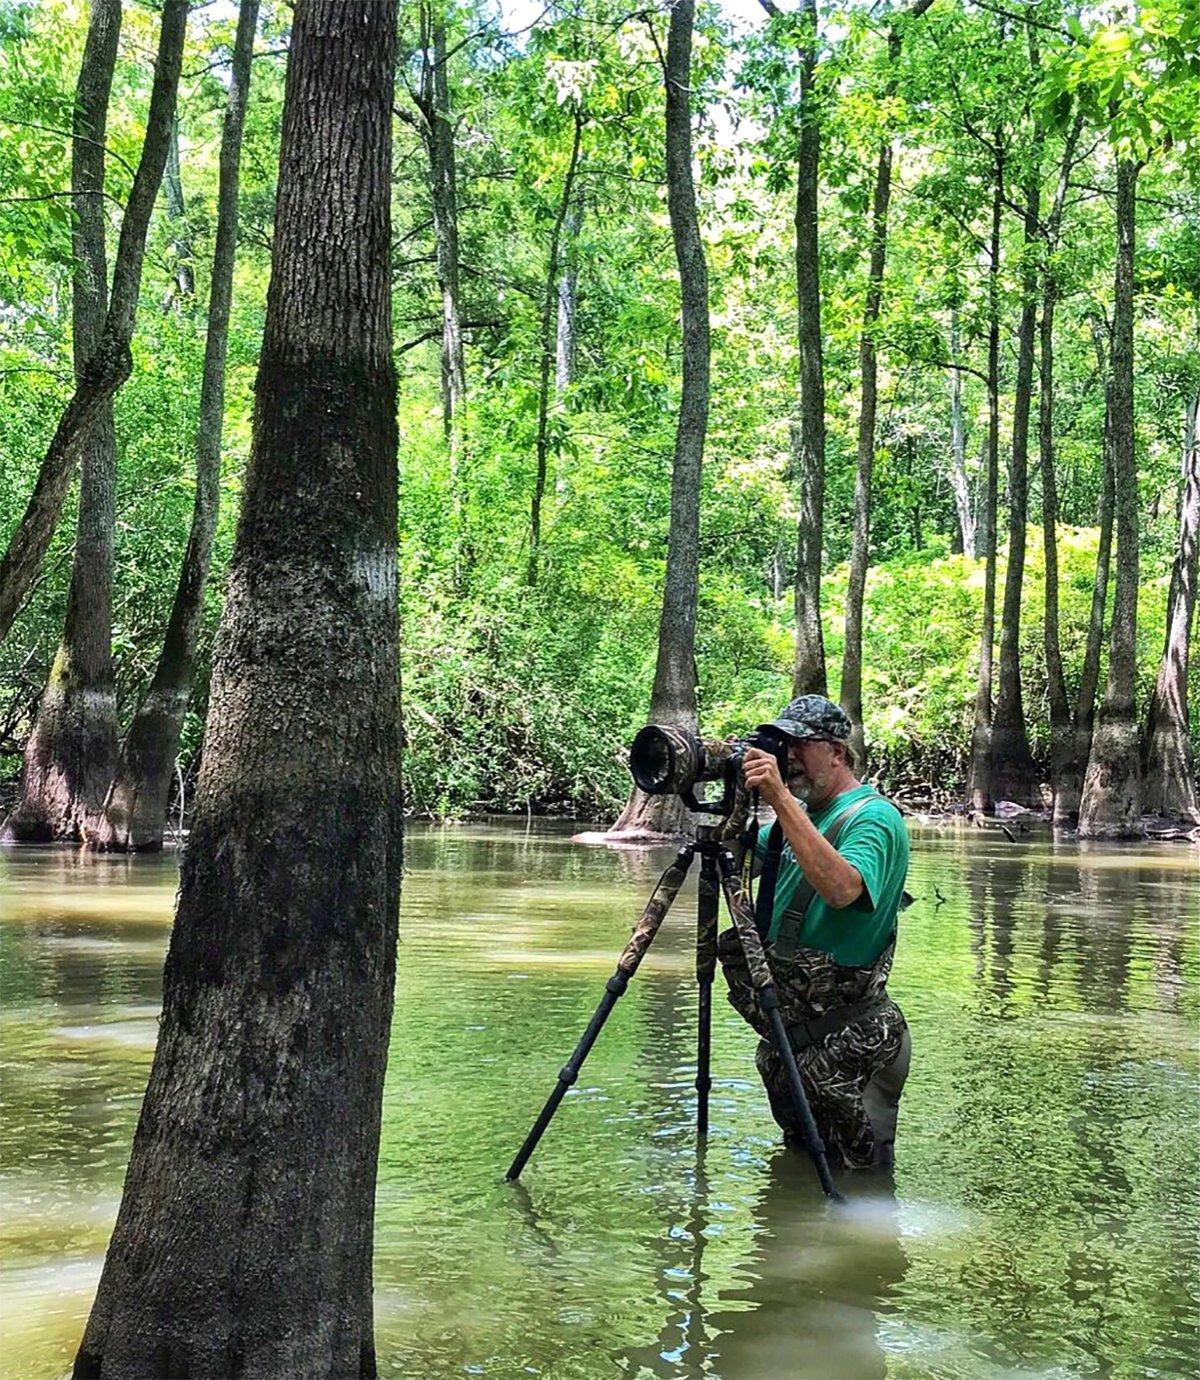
[0,823,1197,1380]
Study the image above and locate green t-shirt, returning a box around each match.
[754,784,909,966]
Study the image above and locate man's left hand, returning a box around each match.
[743,747,787,806]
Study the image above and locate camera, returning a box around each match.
[628,722,792,816]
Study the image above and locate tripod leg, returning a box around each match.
[713,845,841,1201]
[506,843,696,1181]
[696,849,719,1136]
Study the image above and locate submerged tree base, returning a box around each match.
[1079,713,1142,839]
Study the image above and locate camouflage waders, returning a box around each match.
[718,929,910,1169]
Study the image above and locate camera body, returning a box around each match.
[629,722,792,816]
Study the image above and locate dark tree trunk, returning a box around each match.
[987,120,1042,809]
[1140,392,1200,822]
[968,153,1004,814]
[0,0,189,642]
[1040,110,1084,824]
[1,0,121,843]
[948,309,975,558]
[527,110,583,587]
[73,3,400,1376]
[87,0,261,854]
[556,192,583,398]
[163,116,196,304]
[609,0,709,840]
[1080,158,1141,838]
[790,0,827,696]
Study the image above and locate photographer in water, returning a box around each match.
[719,694,911,1170]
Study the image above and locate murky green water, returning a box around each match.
[1,823,1197,1379]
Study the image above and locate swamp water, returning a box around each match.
[1,822,1197,1379]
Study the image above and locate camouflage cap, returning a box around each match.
[760,694,851,744]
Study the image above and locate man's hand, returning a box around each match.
[743,747,788,807]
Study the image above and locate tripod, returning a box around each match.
[505,824,841,1198]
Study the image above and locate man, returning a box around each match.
[718,694,911,1170]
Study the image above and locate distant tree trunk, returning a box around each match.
[73,4,401,1376]
[527,109,583,587]
[87,0,261,854]
[163,117,196,304]
[556,193,583,399]
[608,0,709,839]
[947,310,975,558]
[1140,392,1200,822]
[1080,157,1141,838]
[968,152,1004,814]
[987,113,1041,808]
[0,0,189,643]
[1,0,121,843]
[1040,109,1084,823]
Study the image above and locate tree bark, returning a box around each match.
[1040,109,1083,823]
[968,151,1004,814]
[987,110,1042,808]
[87,0,262,854]
[1140,391,1200,822]
[0,0,189,643]
[527,109,583,587]
[609,0,709,839]
[947,309,975,558]
[73,3,401,1376]
[1,0,121,843]
[1080,157,1141,838]
[163,116,196,304]
[556,192,583,398]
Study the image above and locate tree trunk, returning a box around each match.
[1080,158,1141,839]
[1140,391,1200,822]
[608,0,709,840]
[527,110,583,587]
[73,4,400,1377]
[556,192,583,399]
[987,124,1041,809]
[968,152,1004,814]
[1,0,121,843]
[1041,110,1083,824]
[947,310,975,558]
[0,0,189,642]
[87,0,261,854]
[791,0,827,696]
[163,116,196,304]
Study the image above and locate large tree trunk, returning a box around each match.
[0,0,189,642]
[790,0,827,696]
[1140,391,1200,822]
[1040,110,1083,824]
[608,0,709,840]
[73,3,401,1375]
[947,309,975,558]
[1,0,121,843]
[987,125,1042,809]
[968,153,1004,814]
[1080,158,1141,838]
[87,0,261,854]
[527,110,583,587]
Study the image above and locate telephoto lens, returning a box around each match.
[628,724,707,796]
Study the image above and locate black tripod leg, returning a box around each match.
[506,843,696,1181]
[696,849,719,1136]
[714,845,841,1201]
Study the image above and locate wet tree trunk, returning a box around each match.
[527,110,583,587]
[1,0,121,843]
[73,4,401,1376]
[163,117,196,304]
[1080,158,1141,839]
[608,0,709,839]
[840,0,934,764]
[0,0,189,643]
[1040,110,1083,824]
[1140,391,1199,822]
[968,154,1003,814]
[987,119,1042,809]
[947,309,975,558]
[87,0,261,854]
